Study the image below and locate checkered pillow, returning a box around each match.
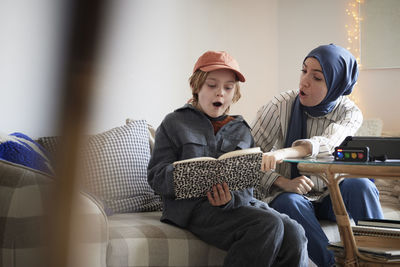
[82,120,162,214]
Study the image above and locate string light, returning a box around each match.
[345,0,364,106]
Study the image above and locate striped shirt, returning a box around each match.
[251,89,363,203]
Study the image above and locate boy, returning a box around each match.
[148,50,308,267]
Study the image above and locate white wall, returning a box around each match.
[1,0,399,137]
[90,0,278,133]
[0,0,63,137]
[356,68,400,134]
[277,0,351,93]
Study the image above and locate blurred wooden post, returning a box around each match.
[48,1,107,266]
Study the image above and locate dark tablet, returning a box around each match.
[339,136,400,160]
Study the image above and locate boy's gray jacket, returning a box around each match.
[147,104,255,227]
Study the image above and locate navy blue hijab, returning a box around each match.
[285,44,359,178]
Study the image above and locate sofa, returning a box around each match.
[1,118,399,267]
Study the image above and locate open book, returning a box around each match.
[173,147,263,199]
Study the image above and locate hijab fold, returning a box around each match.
[284,44,359,178]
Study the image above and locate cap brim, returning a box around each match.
[200,65,245,82]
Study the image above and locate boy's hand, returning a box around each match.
[207,182,232,206]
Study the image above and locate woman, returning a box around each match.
[252,44,383,267]
[148,50,308,267]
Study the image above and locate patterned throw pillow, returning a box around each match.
[81,120,162,214]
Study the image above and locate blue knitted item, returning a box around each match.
[0,132,53,175]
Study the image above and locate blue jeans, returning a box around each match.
[270,178,383,267]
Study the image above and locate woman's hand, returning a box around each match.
[261,151,284,171]
[207,182,232,206]
[274,175,314,195]
[261,143,312,172]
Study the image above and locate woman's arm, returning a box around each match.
[261,143,315,195]
[261,97,362,170]
[257,97,362,195]
[305,97,363,157]
[261,142,311,171]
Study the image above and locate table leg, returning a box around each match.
[325,169,359,266]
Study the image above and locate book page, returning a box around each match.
[173,156,216,166]
[173,147,262,165]
[218,147,261,160]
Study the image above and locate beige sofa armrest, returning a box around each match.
[0,159,109,267]
[0,159,54,267]
[68,191,109,267]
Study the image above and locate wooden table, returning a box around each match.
[284,158,400,267]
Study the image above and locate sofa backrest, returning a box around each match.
[355,118,383,137]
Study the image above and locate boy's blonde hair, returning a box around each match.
[188,70,241,114]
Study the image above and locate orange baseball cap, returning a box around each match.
[193,51,245,82]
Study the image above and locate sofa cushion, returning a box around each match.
[107,211,226,267]
[108,211,322,267]
[81,120,162,214]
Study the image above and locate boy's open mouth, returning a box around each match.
[213,101,223,107]
[300,90,306,96]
